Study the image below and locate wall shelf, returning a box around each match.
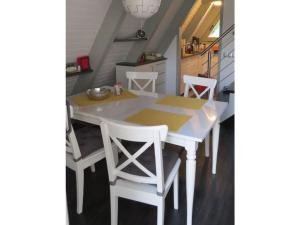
[66,69,93,77]
[113,37,147,42]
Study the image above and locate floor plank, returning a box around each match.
[66,116,234,225]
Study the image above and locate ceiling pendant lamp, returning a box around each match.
[122,0,161,19]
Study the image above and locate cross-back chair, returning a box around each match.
[183,75,217,158]
[100,119,181,225]
[66,101,106,214]
[126,71,158,96]
[183,74,217,100]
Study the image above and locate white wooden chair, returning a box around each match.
[100,119,181,225]
[183,75,217,158]
[183,74,217,100]
[126,71,158,96]
[66,101,106,214]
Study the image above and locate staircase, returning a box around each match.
[198,24,235,121]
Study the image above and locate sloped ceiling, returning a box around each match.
[193,6,220,41]
[181,0,203,33]
[181,0,223,42]
[66,0,196,95]
[115,14,146,39]
[66,0,113,95]
[181,0,212,40]
[66,0,112,63]
[146,0,185,52]
[92,14,141,88]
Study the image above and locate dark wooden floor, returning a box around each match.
[67,116,234,225]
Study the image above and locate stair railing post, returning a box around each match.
[207,50,212,78]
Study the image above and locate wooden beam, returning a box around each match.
[156,0,196,54]
[182,2,211,41]
[72,0,126,94]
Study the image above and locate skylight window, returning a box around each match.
[208,20,220,38]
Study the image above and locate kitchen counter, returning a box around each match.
[116,57,167,67]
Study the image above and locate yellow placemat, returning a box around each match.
[71,90,137,107]
[125,108,192,132]
[156,96,207,110]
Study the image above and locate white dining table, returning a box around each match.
[68,92,227,225]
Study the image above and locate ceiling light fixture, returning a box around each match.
[122,0,162,39]
[122,0,161,19]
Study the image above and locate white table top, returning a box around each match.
[69,93,228,143]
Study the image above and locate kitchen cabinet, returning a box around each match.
[116,59,166,94]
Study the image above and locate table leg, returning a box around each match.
[185,140,198,225]
[205,134,210,157]
[212,120,220,174]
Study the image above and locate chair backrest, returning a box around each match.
[100,118,168,195]
[126,71,158,93]
[183,75,217,100]
[66,101,82,160]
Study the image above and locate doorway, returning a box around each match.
[178,0,222,95]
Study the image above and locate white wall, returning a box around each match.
[165,35,178,95]
[66,0,112,63]
[92,14,141,88]
[218,0,234,120]
[66,0,193,95]
[66,0,112,95]
[65,3,153,95]
[146,0,184,52]
[221,0,234,31]
[219,0,234,92]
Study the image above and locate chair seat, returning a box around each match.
[71,120,104,158]
[118,142,179,182]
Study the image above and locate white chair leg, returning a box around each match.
[110,189,118,225]
[90,164,96,173]
[212,121,220,174]
[205,134,210,157]
[157,198,165,225]
[76,168,84,214]
[173,172,179,210]
[161,142,165,150]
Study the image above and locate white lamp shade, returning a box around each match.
[122,0,161,19]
